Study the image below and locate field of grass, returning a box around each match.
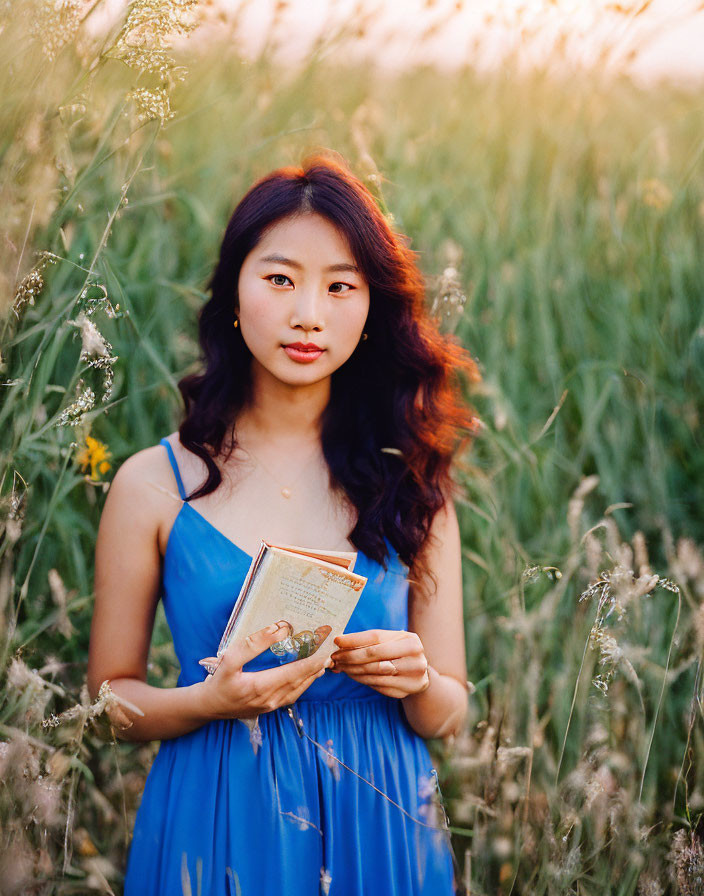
[1,2,703,893]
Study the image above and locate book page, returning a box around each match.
[220,550,366,661]
[266,542,357,571]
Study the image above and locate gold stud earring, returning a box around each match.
[233,318,239,328]
[361,332,368,341]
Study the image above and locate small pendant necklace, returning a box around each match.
[245,444,321,499]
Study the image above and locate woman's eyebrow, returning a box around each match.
[258,253,358,274]
[326,262,359,274]
[259,253,301,268]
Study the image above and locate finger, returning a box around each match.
[332,659,399,675]
[335,655,428,675]
[333,629,400,650]
[262,651,333,711]
[331,635,421,665]
[344,671,422,694]
[243,635,333,696]
[365,667,431,692]
[277,660,329,707]
[314,624,332,646]
[224,620,293,669]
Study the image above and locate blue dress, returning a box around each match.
[123,438,458,895]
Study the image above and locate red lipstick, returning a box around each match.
[283,342,325,363]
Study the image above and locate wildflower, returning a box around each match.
[30,0,85,62]
[79,282,119,319]
[67,309,117,402]
[56,378,95,427]
[48,568,74,637]
[42,679,143,733]
[320,867,332,895]
[249,720,263,755]
[323,738,340,781]
[127,85,175,125]
[641,178,672,211]
[418,771,437,802]
[7,657,55,722]
[294,804,312,831]
[12,268,44,318]
[430,265,467,328]
[67,310,111,360]
[109,0,201,123]
[11,251,57,319]
[75,434,111,481]
[239,715,263,755]
[113,0,200,69]
[521,565,562,584]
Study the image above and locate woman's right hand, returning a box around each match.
[196,621,332,721]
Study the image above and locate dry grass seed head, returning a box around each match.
[669,829,704,896]
[567,474,600,543]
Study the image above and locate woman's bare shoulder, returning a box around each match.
[109,435,179,494]
[103,436,183,527]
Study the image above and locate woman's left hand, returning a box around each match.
[329,629,430,698]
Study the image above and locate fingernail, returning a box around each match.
[265,623,279,634]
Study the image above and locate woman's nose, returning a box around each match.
[291,288,325,331]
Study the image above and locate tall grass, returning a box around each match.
[1,1,703,892]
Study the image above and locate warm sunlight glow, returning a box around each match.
[90,0,704,83]
[224,0,704,83]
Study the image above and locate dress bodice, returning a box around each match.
[158,439,411,699]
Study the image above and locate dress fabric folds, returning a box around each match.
[123,438,457,896]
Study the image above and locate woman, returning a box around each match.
[87,153,478,895]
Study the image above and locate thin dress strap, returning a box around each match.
[159,438,187,501]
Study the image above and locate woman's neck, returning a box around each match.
[236,362,330,445]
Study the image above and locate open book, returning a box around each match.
[213,541,368,667]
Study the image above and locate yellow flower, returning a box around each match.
[75,435,111,481]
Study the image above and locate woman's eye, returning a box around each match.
[267,274,292,287]
[329,282,353,294]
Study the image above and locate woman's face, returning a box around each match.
[236,212,370,389]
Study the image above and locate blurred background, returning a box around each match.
[1,1,703,893]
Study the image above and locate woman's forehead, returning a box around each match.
[254,212,358,266]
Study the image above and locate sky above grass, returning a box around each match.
[87,0,704,84]
[215,0,704,84]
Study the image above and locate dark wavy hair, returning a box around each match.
[177,153,480,585]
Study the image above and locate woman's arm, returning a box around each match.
[87,448,212,741]
[87,450,331,743]
[400,496,469,740]
[329,497,470,740]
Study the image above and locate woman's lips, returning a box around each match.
[283,345,325,363]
